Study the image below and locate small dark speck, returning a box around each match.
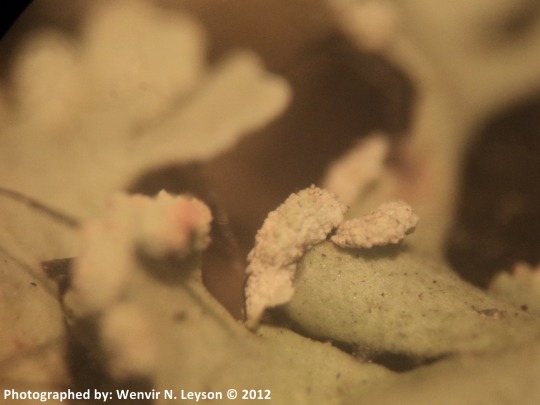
[30,282,37,287]
[336,372,341,380]
[174,311,187,322]
[380,292,385,297]
[432,280,437,284]
[521,304,528,312]
[321,253,327,258]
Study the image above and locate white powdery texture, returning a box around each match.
[332,200,418,248]
[245,186,347,328]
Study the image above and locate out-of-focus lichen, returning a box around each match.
[0,193,76,391]
[330,0,398,52]
[327,0,540,257]
[100,302,158,380]
[64,190,213,379]
[65,191,211,317]
[322,132,390,205]
[0,248,69,391]
[0,0,290,219]
[284,242,540,357]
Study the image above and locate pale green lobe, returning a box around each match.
[285,242,540,357]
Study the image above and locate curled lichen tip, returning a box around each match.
[244,185,347,328]
[331,200,419,248]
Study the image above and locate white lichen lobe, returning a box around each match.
[331,200,418,248]
[128,190,212,258]
[100,303,157,380]
[323,133,390,205]
[67,191,212,316]
[244,185,347,329]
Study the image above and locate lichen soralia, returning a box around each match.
[244,185,347,328]
[244,186,419,329]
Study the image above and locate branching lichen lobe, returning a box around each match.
[332,200,418,248]
[244,185,347,328]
